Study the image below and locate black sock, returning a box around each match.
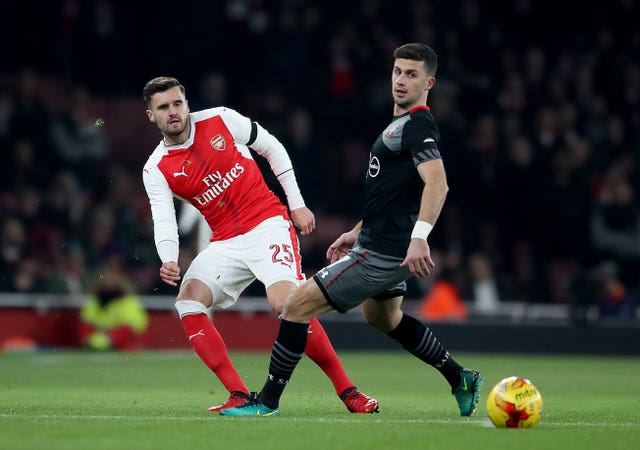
[258,319,309,409]
[387,313,463,389]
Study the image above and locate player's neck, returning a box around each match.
[393,105,409,116]
[394,101,427,116]
[394,93,429,116]
[163,118,191,146]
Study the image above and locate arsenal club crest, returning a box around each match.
[210,134,226,151]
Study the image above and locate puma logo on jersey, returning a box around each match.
[173,166,188,177]
[173,160,191,177]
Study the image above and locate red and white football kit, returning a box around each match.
[142,107,306,307]
[142,105,379,412]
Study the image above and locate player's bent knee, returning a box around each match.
[265,280,297,315]
[176,279,213,306]
[281,281,331,322]
[268,300,284,315]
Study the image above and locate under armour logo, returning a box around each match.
[188,329,205,340]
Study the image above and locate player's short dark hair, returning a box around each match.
[393,43,438,77]
[143,76,185,107]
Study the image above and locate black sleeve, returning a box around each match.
[403,114,442,166]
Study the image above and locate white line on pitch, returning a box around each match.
[0,414,637,428]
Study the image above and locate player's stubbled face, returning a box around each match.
[148,86,190,137]
[391,58,430,110]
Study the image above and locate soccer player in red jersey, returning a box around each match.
[141,77,378,414]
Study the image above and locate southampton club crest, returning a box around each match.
[210,134,226,151]
[384,121,401,137]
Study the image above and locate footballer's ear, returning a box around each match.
[146,109,156,123]
[426,76,436,91]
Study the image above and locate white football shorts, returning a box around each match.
[182,216,304,309]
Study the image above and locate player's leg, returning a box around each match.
[266,281,379,413]
[251,217,378,412]
[176,242,262,411]
[363,296,462,379]
[175,279,251,410]
[362,297,483,416]
[221,279,331,416]
[260,280,333,410]
[222,242,392,416]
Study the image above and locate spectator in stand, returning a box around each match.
[467,252,501,315]
[9,69,53,166]
[79,264,149,351]
[12,257,46,293]
[4,139,49,191]
[591,261,637,319]
[49,84,108,186]
[0,217,29,291]
[590,172,640,295]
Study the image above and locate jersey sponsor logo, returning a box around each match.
[210,134,226,151]
[173,160,191,177]
[368,155,381,178]
[193,162,246,206]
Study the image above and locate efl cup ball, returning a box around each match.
[486,376,543,428]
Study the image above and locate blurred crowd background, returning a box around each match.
[1,0,638,319]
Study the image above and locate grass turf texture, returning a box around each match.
[1,350,639,449]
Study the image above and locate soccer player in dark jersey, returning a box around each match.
[222,43,483,417]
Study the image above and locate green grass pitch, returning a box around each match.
[1,350,639,449]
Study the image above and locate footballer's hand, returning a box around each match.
[291,207,316,235]
[326,230,358,263]
[400,239,435,278]
[160,261,181,286]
